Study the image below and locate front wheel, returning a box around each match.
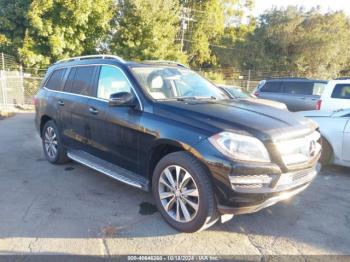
[152,151,219,232]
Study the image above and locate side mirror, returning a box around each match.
[108,92,136,107]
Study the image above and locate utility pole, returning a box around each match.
[179,6,194,52]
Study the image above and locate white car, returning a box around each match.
[318,79,350,111]
[298,109,350,167]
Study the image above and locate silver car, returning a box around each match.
[254,78,328,112]
[218,84,288,110]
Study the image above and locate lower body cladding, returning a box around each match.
[213,162,320,216]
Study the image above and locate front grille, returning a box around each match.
[275,131,321,166]
[292,170,310,182]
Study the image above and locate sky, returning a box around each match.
[252,0,350,16]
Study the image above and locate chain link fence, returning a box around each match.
[0,53,45,113]
[0,52,305,114]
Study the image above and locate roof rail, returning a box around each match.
[266,77,309,80]
[55,54,125,64]
[143,60,188,68]
[335,77,350,80]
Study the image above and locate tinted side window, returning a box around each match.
[45,68,66,91]
[283,81,313,95]
[97,66,132,100]
[331,84,350,99]
[260,81,281,93]
[64,66,95,95]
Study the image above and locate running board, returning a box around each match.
[67,149,149,191]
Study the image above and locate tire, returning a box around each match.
[42,120,69,164]
[152,151,219,232]
[320,137,333,166]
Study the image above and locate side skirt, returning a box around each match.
[67,149,150,191]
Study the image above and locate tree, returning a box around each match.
[110,0,187,63]
[19,0,116,68]
[182,0,254,67]
[238,6,350,78]
[0,0,31,57]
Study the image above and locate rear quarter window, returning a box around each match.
[260,81,281,93]
[45,68,67,91]
[331,84,350,99]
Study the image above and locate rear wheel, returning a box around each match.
[320,137,333,166]
[42,120,69,164]
[152,151,219,232]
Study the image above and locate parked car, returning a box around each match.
[218,84,287,110]
[35,55,321,232]
[298,109,350,167]
[254,78,328,111]
[317,78,350,111]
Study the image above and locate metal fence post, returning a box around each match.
[19,64,25,105]
[1,52,8,113]
[246,69,251,91]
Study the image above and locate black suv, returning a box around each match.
[35,55,321,232]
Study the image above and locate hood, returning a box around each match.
[243,98,287,110]
[155,99,316,142]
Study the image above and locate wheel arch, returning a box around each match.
[40,115,54,137]
[147,139,205,183]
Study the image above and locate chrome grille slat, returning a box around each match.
[275,131,321,166]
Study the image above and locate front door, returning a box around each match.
[86,65,143,174]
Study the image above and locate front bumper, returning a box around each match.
[217,163,320,215]
[218,182,310,215]
[194,135,321,216]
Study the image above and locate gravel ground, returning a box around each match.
[0,113,349,258]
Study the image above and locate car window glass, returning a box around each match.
[260,81,281,92]
[64,66,95,95]
[45,68,66,91]
[282,81,313,95]
[331,84,350,99]
[313,82,326,96]
[97,66,132,100]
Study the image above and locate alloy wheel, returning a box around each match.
[158,165,199,223]
[44,126,58,159]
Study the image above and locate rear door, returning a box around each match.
[42,68,68,132]
[60,65,99,151]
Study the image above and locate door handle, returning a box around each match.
[300,97,306,100]
[89,107,99,115]
[57,100,64,106]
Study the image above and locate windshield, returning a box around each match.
[130,66,228,100]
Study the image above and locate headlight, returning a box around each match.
[208,132,270,163]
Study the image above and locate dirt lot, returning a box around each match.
[0,113,349,258]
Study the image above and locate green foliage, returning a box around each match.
[237,6,350,78]
[0,0,31,56]
[184,0,254,67]
[110,0,187,63]
[199,70,225,84]
[19,0,116,67]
